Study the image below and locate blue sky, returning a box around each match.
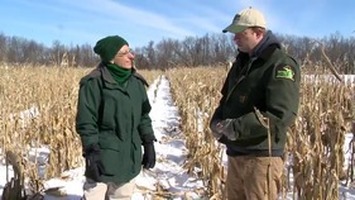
[1,0,354,48]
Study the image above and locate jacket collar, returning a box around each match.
[251,30,281,59]
[97,62,149,90]
[98,62,127,90]
[98,62,116,84]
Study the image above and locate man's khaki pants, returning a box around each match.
[83,178,136,200]
[226,156,284,200]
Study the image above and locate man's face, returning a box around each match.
[112,45,135,69]
[233,28,261,54]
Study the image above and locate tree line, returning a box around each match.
[0,32,354,73]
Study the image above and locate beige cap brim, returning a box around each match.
[222,24,248,33]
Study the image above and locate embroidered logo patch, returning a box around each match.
[239,95,247,103]
[275,66,295,81]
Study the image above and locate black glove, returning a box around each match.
[142,142,156,169]
[84,144,106,182]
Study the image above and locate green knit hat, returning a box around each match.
[93,35,129,62]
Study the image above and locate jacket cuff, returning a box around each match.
[141,134,157,144]
[218,135,231,144]
[82,143,100,157]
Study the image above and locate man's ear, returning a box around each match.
[256,30,264,39]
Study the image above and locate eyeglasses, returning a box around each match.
[117,48,134,57]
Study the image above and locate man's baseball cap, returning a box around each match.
[222,7,266,33]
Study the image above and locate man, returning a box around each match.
[210,7,300,200]
[76,35,156,199]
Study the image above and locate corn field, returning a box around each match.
[0,62,354,199]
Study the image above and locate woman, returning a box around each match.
[76,35,156,200]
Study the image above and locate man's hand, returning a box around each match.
[216,119,237,141]
[211,119,237,141]
[210,120,223,140]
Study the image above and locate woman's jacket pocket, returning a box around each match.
[99,135,121,176]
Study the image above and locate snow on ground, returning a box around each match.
[132,75,204,199]
[0,75,354,199]
[0,75,204,199]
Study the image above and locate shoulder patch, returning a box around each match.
[275,65,295,81]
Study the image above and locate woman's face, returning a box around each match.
[112,45,135,69]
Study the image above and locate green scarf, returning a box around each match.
[106,63,132,85]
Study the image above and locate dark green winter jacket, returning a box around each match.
[211,31,301,157]
[76,63,155,184]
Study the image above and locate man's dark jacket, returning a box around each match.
[211,31,301,157]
